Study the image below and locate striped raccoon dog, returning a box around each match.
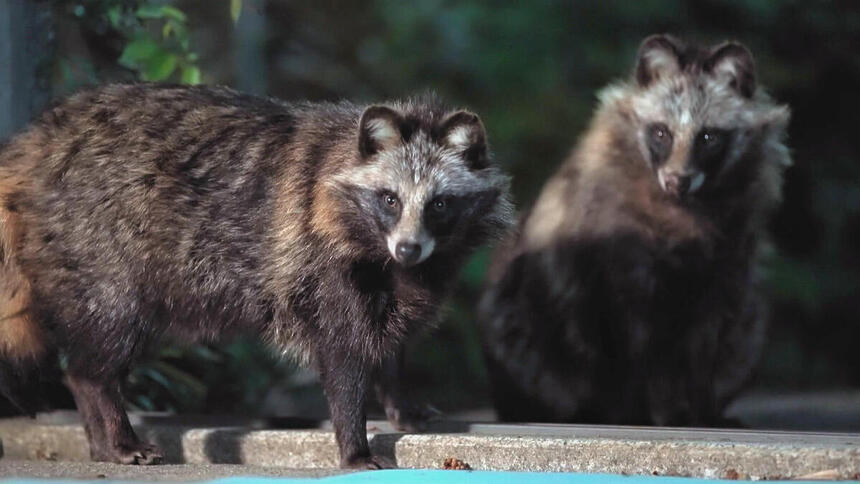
[478,35,790,426]
[0,84,513,468]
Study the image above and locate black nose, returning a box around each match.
[395,242,422,265]
[663,173,691,197]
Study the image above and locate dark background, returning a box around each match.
[2,0,858,427]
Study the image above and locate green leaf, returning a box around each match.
[137,4,187,22]
[151,361,207,397]
[136,4,165,19]
[230,0,242,23]
[181,65,201,85]
[118,37,160,69]
[121,38,180,82]
[107,5,122,28]
[155,346,185,358]
[143,51,178,81]
[132,394,155,411]
[141,367,172,390]
[163,18,189,44]
[190,345,223,361]
[176,24,191,50]
[159,6,188,22]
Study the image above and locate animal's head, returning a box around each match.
[608,35,790,201]
[330,98,513,266]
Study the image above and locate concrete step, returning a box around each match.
[1,413,859,480]
[0,460,344,481]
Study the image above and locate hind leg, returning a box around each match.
[63,330,162,465]
[374,348,441,432]
[65,372,162,464]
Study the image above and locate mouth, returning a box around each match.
[657,171,705,199]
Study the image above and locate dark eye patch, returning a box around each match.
[424,189,500,237]
[339,186,402,236]
[693,127,733,175]
[374,189,402,230]
[646,122,673,167]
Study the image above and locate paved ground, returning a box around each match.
[1,413,859,480]
[0,461,344,481]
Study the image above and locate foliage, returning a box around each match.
[125,339,292,413]
[230,0,242,24]
[55,0,201,87]
[117,3,200,83]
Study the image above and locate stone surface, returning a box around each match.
[1,413,859,480]
[0,460,344,481]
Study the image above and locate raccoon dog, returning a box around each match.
[0,84,513,467]
[478,35,790,426]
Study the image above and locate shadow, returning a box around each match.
[202,428,252,464]
[131,413,474,466]
[197,418,412,466]
[368,432,404,466]
[422,420,474,434]
[136,413,323,429]
[133,414,329,464]
[134,415,325,464]
[261,416,323,429]
[139,425,187,464]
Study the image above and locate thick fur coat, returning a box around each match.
[0,84,512,467]
[478,35,790,426]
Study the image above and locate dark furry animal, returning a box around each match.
[478,35,790,426]
[0,84,513,467]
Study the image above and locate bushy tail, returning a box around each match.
[0,169,49,416]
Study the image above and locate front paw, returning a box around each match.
[94,442,164,465]
[342,453,397,470]
[385,401,443,432]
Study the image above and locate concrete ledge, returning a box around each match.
[0,461,343,481]
[1,413,859,479]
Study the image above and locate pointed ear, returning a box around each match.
[359,106,407,158]
[635,34,684,87]
[705,41,756,98]
[436,110,488,170]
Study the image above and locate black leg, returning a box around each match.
[374,347,440,432]
[317,348,395,469]
[65,373,162,465]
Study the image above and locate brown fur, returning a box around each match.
[0,84,511,468]
[0,170,44,361]
[480,36,790,426]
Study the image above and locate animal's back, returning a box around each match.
[0,84,329,367]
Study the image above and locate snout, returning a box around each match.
[658,170,705,198]
[387,236,435,267]
[395,242,421,266]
